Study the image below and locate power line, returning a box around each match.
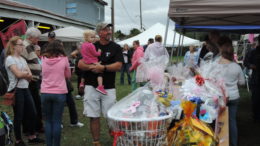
[119,0,140,25]
[111,0,114,41]
[140,0,143,31]
[108,0,147,30]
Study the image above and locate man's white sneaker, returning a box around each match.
[70,122,84,127]
[75,95,82,100]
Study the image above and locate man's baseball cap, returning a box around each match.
[96,22,113,33]
[48,31,56,38]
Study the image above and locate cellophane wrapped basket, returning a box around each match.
[107,86,172,146]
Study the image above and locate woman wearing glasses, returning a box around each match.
[5,36,44,146]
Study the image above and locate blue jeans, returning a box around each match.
[228,99,239,146]
[131,70,137,91]
[41,93,66,146]
[120,63,131,85]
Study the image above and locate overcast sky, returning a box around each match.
[103,0,174,34]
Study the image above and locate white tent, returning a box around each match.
[117,23,200,47]
[41,26,85,42]
[168,0,260,26]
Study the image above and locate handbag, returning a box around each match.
[2,80,19,106]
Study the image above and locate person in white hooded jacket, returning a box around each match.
[135,35,169,85]
[142,35,169,63]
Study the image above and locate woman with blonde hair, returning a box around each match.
[5,36,44,146]
[80,29,107,94]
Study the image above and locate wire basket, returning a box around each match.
[108,87,172,146]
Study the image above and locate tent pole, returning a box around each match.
[170,30,177,63]
[180,31,185,60]
[243,39,247,60]
[176,32,182,62]
[163,17,170,48]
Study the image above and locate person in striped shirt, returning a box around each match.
[21,27,43,133]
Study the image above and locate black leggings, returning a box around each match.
[0,134,5,146]
[13,88,37,140]
[66,91,78,124]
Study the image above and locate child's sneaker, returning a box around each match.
[96,85,107,95]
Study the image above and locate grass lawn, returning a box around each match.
[0,72,260,146]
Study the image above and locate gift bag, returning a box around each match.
[2,91,15,106]
[1,80,18,106]
[167,101,217,146]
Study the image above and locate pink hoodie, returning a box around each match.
[130,46,144,71]
[41,56,71,94]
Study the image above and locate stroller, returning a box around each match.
[0,112,13,146]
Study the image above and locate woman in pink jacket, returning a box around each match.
[129,40,144,91]
[41,40,71,146]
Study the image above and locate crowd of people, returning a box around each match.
[0,21,259,146]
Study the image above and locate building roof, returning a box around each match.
[95,0,108,5]
[0,0,95,28]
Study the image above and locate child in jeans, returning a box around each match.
[80,29,107,95]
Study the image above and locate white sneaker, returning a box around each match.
[70,122,84,127]
[75,95,82,100]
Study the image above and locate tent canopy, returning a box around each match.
[175,25,260,33]
[168,0,260,33]
[118,23,200,47]
[41,26,85,42]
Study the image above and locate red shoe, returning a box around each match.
[79,82,85,95]
[96,85,107,95]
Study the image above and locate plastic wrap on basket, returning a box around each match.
[136,55,169,83]
[108,85,173,146]
[167,101,217,146]
[180,75,227,123]
[167,63,194,81]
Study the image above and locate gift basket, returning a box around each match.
[166,62,228,145]
[108,85,173,146]
[108,54,229,145]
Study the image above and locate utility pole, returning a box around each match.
[111,0,114,41]
[140,0,143,31]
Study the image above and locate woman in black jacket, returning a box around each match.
[120,44,132,85]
